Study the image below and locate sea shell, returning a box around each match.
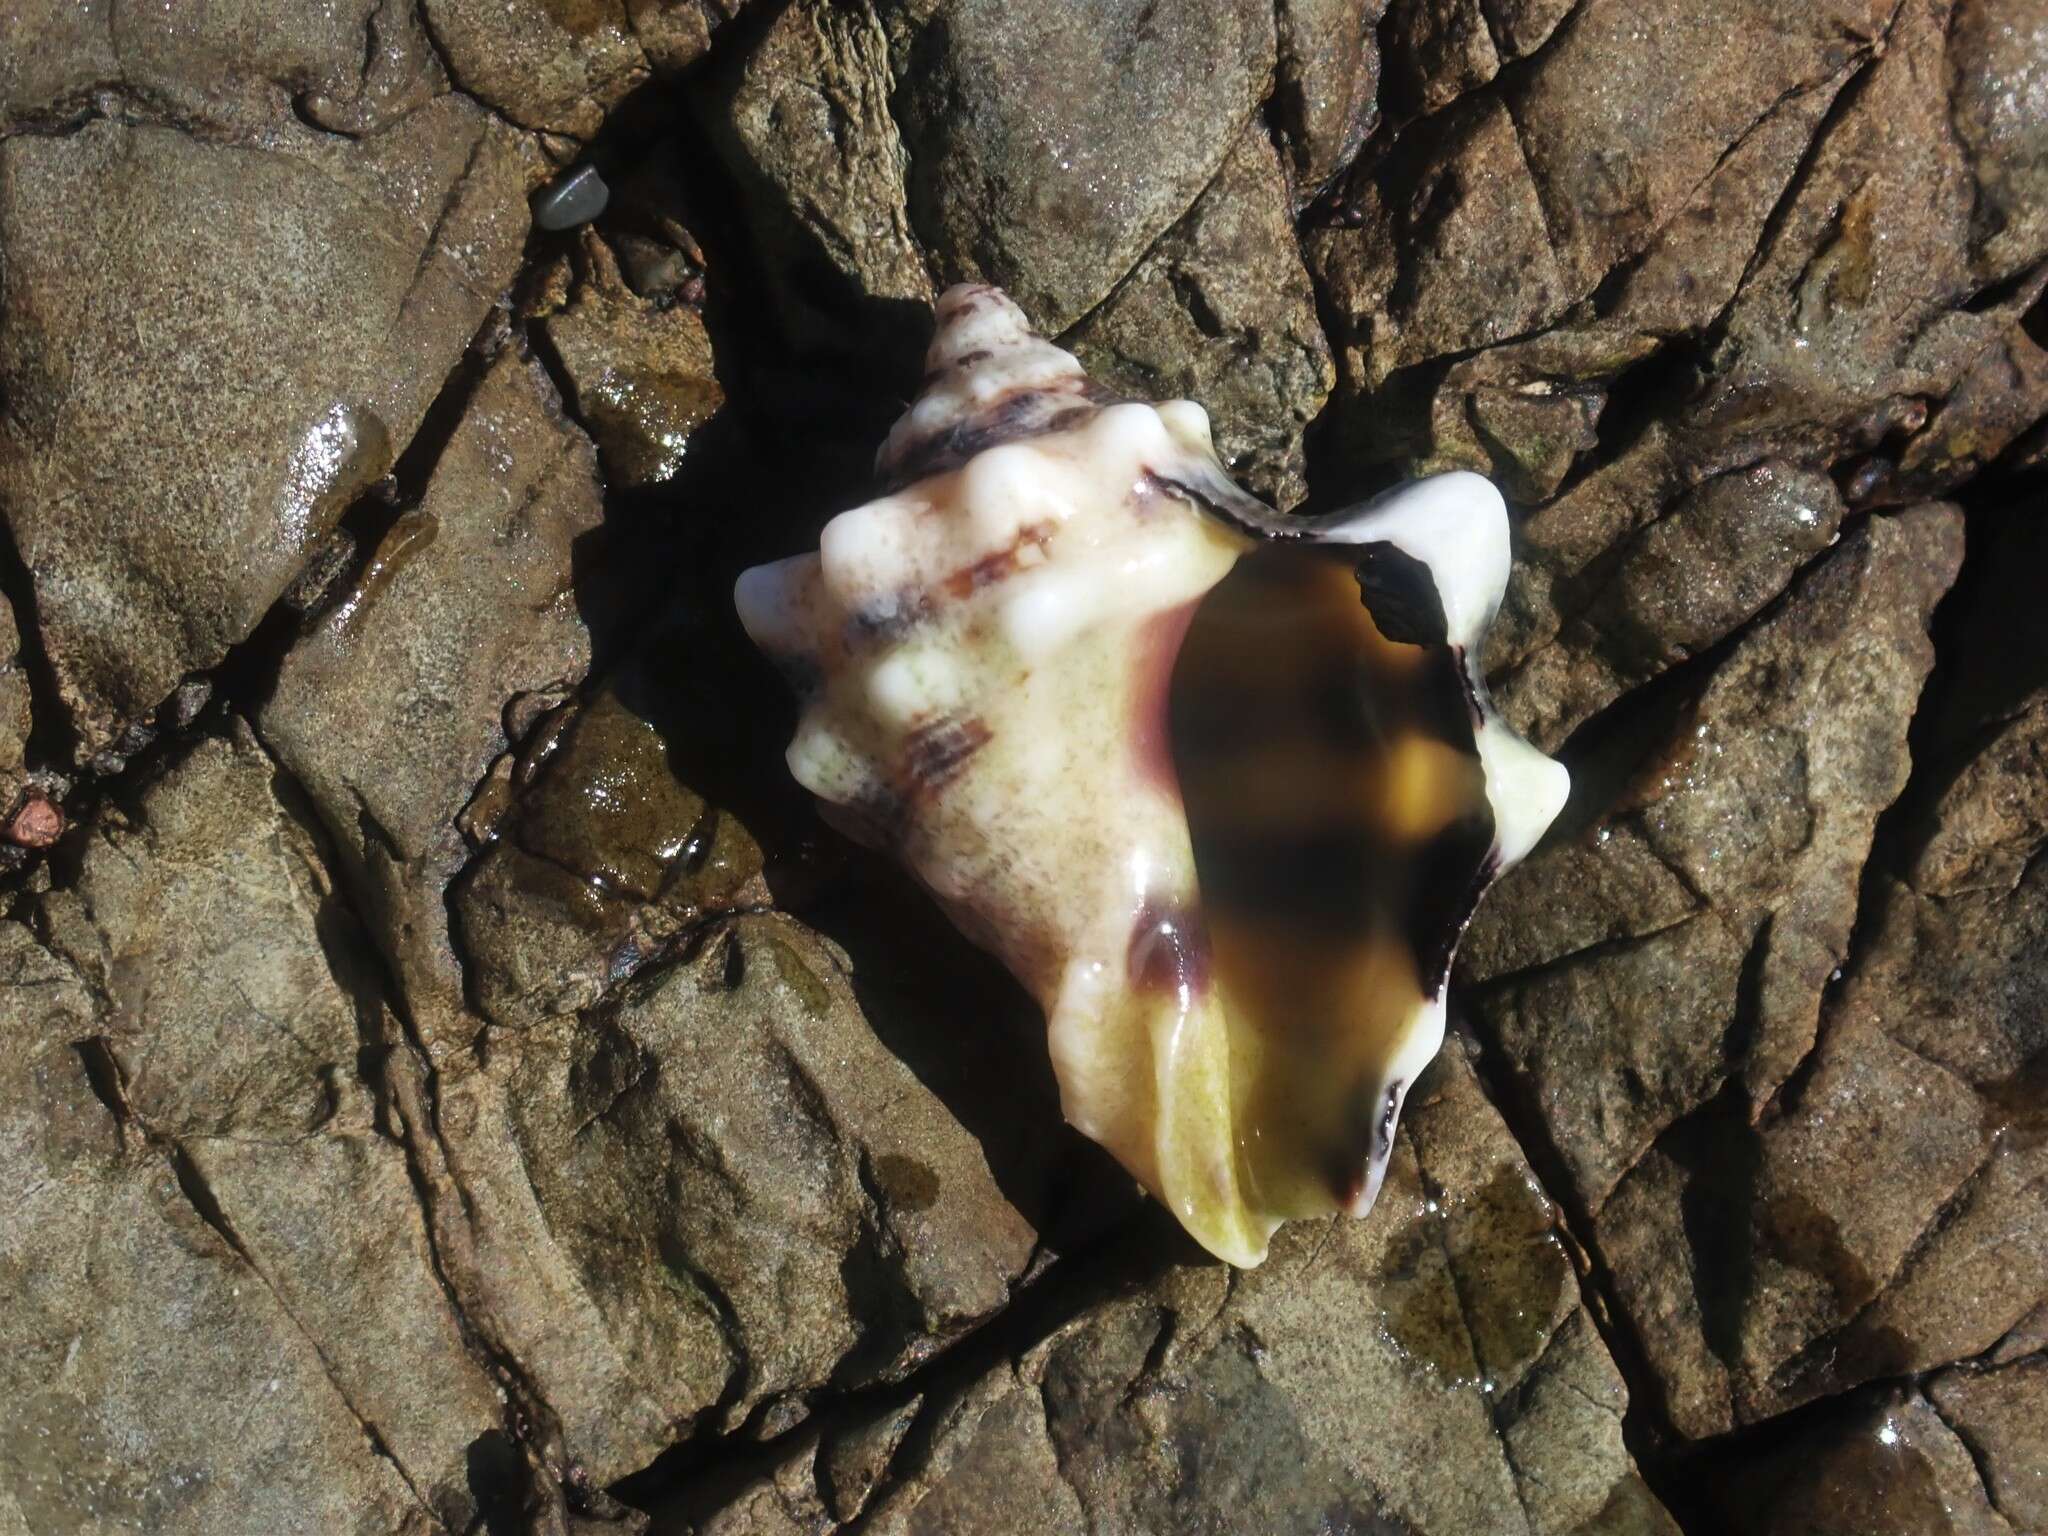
[736,284,1569,1266]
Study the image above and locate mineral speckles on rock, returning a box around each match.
[0,0,2045,1528]
[0,104,536,761]
[890,0,1279,334]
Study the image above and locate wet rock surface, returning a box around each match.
[2,0,2045,1532]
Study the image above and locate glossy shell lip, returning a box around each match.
[735,284,1569,1267]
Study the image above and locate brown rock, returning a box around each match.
[0,0,442,136]
[1065,127,1335,507]
[1948,0,2048,286]
[27,729,505,1523]
[856,1045,1679,1535]
[453,642,769,1034]
[1691,0,2048,462]
[0,594,27,803]
[420,0,650,137]
[700,0,933,372]
[1410,325,1657,500]
[1503,0,1888,297]
[540,241,726,489]
[1496,458,1849,749]
[1929,1356,2048,1533]
[1272,0,1386,200]
[0,106,536,760]
[500,913,1038,1436]
[1704,1387,2015,1536]
[1308,97,1568,394]
[891,0,1278,334]
[260,349,604,1056]
[1381,0,1499,115]
[1466,506,1963,1217]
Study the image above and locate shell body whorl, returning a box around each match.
[736,284,1568,1266]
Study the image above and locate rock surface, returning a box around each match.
[3,0,2046,1531]
[0,103,536,761]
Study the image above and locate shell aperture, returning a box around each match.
[735,284,1568,1266]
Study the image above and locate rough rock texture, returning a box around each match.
[3,0,2047,1531]
[500,914,1039,1435]
[419,0,652,138]
[0,0,447,136]
[1272,0,1386,201]
[634,1047,1682,1534]
[822,1046,1680,1536]
[890,0,1279,334]
[260,347,606,1056]
[0,104,536,761]
[14,730,504,1530]
[1704,1387,2020,1536]
[1065,127,1335,507]
[700,0,934,372]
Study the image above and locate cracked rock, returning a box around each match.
[1064,126,1335,507]
[1271,0,1386,201]
[1464,504,1963,1215]
[0,0,441,136]
[260,348,605,1059]
[0,105,537,762]
[1929,1355,2048,1533]
[539,238,726,490]
[6,1,2048,1529]
[24,728,504,1527]
[1704,1387,2017,1536]
[699,0,934,377]
[499,913,1038,1439]
[1689,0,2048,464]
[1496,457,1850,749]
[889,0,1278,335]
[852,1044,1678,1535]
[419,0,653,138]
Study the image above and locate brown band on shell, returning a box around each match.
[900,714,993,800]
[942,521,1055,601]
[879,387,1116,492]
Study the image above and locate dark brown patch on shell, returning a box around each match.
[1353,542,1448,647]
[1128,901,1212,1000]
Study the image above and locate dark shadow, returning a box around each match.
[465,1429,528,1536]
[527,63,1143,1256]
[616,1200,1203,1530]
[1664,1086,1765,1380]
[1887,499,2048,879]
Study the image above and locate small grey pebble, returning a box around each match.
[533,164,609,231]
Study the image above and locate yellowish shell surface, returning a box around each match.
[738,285,1567,1265]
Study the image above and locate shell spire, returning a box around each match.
[737,284,1568,1266]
